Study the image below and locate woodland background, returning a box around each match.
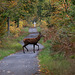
[0,0,75,75]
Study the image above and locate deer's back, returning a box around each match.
[23,34,41,44]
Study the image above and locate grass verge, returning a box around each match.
[0,27,29,60]
[37,27,41,32]
[38,39,75,75]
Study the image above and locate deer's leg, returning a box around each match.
[23,44,28,53]
[25,46,28,52]
[23,45,25,53]
[36,44,39,51]
[33,44,35,53]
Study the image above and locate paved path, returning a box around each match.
[0,27,44,75]
[29,27,37,33]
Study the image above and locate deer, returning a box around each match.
[23,32,43,53]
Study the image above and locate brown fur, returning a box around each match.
[23,32,42,53]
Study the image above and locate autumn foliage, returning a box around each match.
[42,0,75,57]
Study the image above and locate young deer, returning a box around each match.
[23,32,43,53]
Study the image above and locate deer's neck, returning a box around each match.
[36,35,41,41]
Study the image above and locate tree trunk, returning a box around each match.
[7,17,10,36]
[17,18,19,28]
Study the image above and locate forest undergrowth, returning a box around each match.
[38,27,75,75]
[0,27,29,60]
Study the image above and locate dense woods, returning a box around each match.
[0,0,37,37]
[42,0,75,57]
[0,0,75,75]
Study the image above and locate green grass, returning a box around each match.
[37,27,41,32]
[21,27,29,32]
[38,39,71,75]
[0,27,29,60]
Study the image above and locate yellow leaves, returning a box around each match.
[14,34,19,38]
[10,26,20,34]
[19,20,23,29]
[8,1,17,8]
[51,0,58,3]
[8,20,23,37]
[10,26,16,33]
[40,20,47,28]
[40,67,53,75]
[51,0,59,5]
[0,41,3,48]
[49,0,72,26]
[28,1,31,3]
[0,19,6,36]
[50,14,60,25]
[0,41,2,44]
[23,4,26,7]
[0,45,3,48]
[26,11,29,13]
[10,21,15,26]
[10,26,21,37]
[23,20,29,27]
[38,69,41,72]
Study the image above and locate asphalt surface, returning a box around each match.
[0,27,44,75]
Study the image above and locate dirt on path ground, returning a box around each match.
[0,27,44,75]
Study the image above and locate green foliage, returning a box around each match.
[37,27,41,32]
[71,0,75,5]
[69,5,75,19]
[0,0,38,37]
[38,0,75,73]
[0,27,29,60]
[39,39,71,75]
[70,55,75,59]
[38,0,45,2]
